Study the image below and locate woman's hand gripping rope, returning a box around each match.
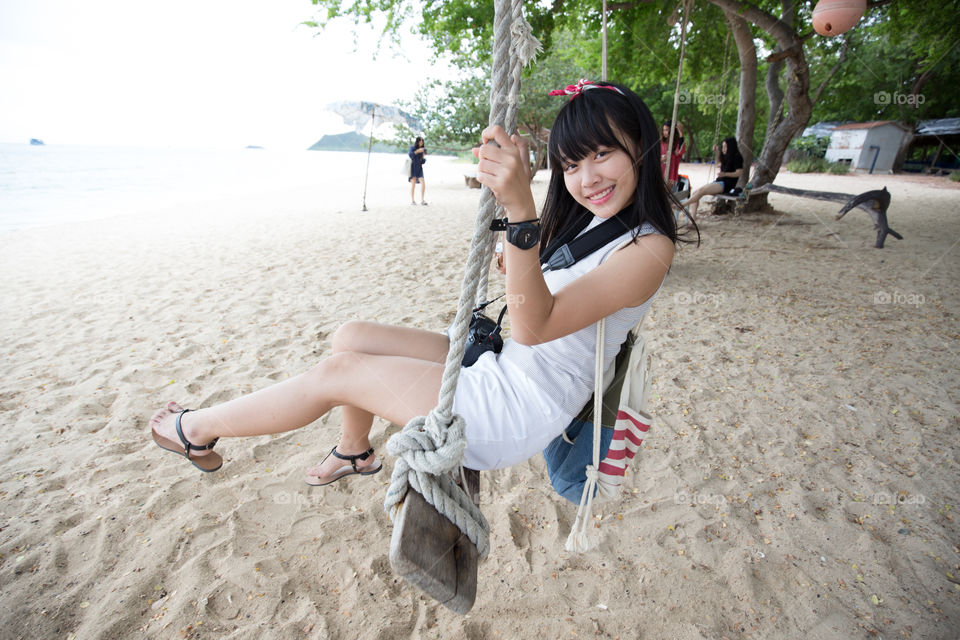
[475,125,536,221]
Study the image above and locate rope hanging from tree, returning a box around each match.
[383,0,541,560]
[708,31,733,182]
[602,0,608,81]
[665,0,693,181]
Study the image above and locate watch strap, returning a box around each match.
[489,217,540,231]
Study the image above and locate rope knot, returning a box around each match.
[383,411,490,559]
[509,17,542,66]
[385,411,467,475]
[585,465,599,482]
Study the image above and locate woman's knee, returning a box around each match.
[331,320,374,354]
[309,351,359,387]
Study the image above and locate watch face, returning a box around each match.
[517,228,538,248]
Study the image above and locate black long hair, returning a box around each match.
[663,120,684,151]
[540,81,694,257]
[413,136,424,149]
[720,136,742,172]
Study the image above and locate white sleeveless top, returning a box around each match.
[497,218,661,415]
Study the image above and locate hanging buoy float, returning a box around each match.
[812,0,866,36]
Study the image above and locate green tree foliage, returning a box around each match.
[393,32,590,169]
[306,0,957,172]
[397,72,492,152]
[307,0,558,66]
[807,5,960,123]
[788,134,830,159]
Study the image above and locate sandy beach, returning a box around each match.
[1,156,958,639]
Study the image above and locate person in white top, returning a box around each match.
[149,79,689,483]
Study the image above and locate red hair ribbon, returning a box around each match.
[548,78,624,99]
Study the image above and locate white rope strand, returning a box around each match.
[566,318,606,552]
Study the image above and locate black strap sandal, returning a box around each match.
[152,407,223,473]
[305,446,383,486]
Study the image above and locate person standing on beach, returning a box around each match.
[150,79,685,484]
[409,137,427,205]
[659,120,685,190]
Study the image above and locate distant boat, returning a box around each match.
[29,138,45,146]
[244,145,264,150]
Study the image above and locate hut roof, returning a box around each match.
[915,118,960,137]
[831,120,909,131]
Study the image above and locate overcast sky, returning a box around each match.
[0,0,453,149]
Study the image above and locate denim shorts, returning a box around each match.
[542,419,613,504]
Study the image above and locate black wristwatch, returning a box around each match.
[506,219,541,250]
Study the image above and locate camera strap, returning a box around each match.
[540,214,632,272]
[472,294,507,336]
[474,293,504,314]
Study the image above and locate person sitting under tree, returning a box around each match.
[679,136,743,227]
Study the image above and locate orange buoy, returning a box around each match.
[812,0,866,36]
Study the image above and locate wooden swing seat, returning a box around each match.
[389,469,481,614]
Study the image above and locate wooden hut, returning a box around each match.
[824,121,911,173]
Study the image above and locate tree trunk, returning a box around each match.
[707,0,814,211]
[765,1,793,145]
[765,59,786,144]
[909,65,935,108]
[725,9,757,189]
[892,131,914,172]
[519,123,550,171]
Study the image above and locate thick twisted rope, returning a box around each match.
[477,0,542,306]
[384,0,540,560]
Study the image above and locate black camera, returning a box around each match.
[462,305,507,367]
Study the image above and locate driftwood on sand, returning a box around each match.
[717,184,903,248]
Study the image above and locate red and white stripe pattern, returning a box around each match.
[597,406,651,497]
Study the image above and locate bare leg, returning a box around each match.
[150,321,450,479]
[420,179,426,204]
[410,178,416,203]
[309,322,447,478]
[680,181,723,225]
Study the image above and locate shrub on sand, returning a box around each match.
[827,161,850,174]
[786,157,850,174]
[786,157,827,173]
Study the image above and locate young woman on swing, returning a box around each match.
[150,80,682,483]
[678,136,744,226]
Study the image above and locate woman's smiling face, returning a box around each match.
[561,144,637,218]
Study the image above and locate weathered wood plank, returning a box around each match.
[716,184,903,248]
[461,468,481,507]
[764,183,853,203]
[389,487,479,614]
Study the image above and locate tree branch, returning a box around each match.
[706,0,797,49]
[766,45,801,63]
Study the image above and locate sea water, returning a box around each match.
[0,143,412,233]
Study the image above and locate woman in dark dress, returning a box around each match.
[679,136,743,226]
[409,137,427,205]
